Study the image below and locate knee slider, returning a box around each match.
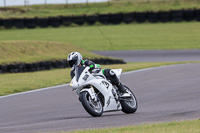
[109,70,116,77]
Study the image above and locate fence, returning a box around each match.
[0,0,110,7]
[1,0,199,7]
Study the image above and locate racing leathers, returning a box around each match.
[70,59,127,93]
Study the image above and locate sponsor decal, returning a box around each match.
[106,96,111,107]
[117,103,120,109]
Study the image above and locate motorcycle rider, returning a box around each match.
[67,51,129,96]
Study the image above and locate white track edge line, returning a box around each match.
[0,63,193,99]
[122,63,186,75]
[0,84,69,99]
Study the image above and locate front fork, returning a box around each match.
[79,86,98,102]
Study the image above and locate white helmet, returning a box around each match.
[67,52,83,67]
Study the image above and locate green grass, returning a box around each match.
[0,0,199,18]
[0,61,199,96]
[0,41,107,65]
[69,119,200,133]
[0,22,200,51]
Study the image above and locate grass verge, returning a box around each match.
[0,61,199,96]
[68,119,200,133]
[0,22,200,51]
[0,0,199,18]
[0,41,107,65]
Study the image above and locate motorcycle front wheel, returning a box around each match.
[79,91,103,117]
[120,85,138,114]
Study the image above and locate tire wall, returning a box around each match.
[122,12,134,24]
[85,15,98,25]
[37,17,49,28]
[73,15,85,25]
[0,58,126,74]
[24,18,37,28]
[196,9,200,21]
[98,14,110,24]
[13,18,25,29]
[2,19,13,28]
[0,9,199,29]
[49,17,61,27]
[61,16,72,26]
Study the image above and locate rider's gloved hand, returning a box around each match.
[90,67,101,74]
[89,66,95,72]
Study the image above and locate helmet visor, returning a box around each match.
[68,60,76,67]
[68,56,78,67]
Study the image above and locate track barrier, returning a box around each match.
[183,9,195,21]
[0,58,126,74]
[49,17,61,27]
[0,9,199,29]
[135,12,146,23]
[109,13,122,24]
[24,18,37,28]
[2,18,13,28]
[36,17,49,28]
[61,16,72,26]
[85,15,98,25]
[98,14,110,24]
[171,10,183,22]
[159,11,171,22]
[122,12,134,24]
[196,9,200,21]
[72,15,85,25]
[147,12,158,23]
[13,18,25,29]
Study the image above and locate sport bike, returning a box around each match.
[70,66,138,117]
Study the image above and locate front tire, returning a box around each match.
[120,85,138,114]
[79,91,103,117]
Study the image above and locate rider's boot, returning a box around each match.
[103,69,131,98]
[116,82,131,98]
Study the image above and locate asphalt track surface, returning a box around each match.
[0,62,200,133]
[93,50,200,62]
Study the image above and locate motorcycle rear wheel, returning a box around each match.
[120,85,138,114]
[79,91,103,117]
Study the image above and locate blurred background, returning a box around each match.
[0,0,110,7]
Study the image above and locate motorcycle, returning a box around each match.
[70,66,138,117]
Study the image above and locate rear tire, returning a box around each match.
[120,86,138,114]
[79,91,103,117]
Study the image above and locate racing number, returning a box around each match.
[102,81,109,89]
[83,74,89,81]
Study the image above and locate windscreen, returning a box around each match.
[75,66,86,82]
